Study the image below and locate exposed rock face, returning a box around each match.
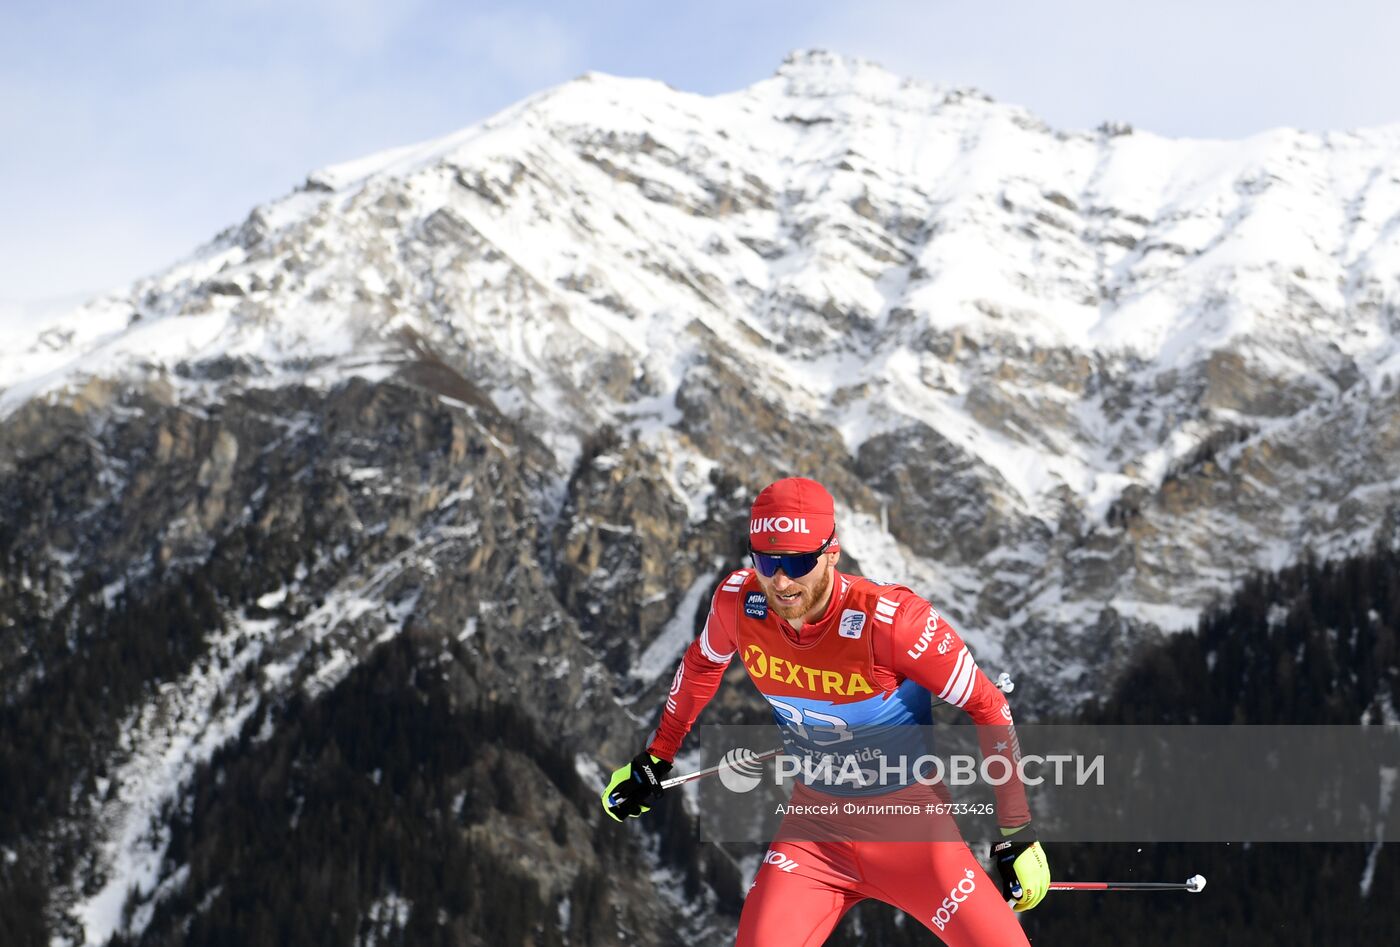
[553,432,698,676]
[856,424,1020,569]
[0,376,739,943]
[4,48,1400,943]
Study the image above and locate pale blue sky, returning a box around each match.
[4,0,1398,305]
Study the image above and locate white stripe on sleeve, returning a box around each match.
[698,621,735,665]
[937,648,969,700]
[947,654,980,708]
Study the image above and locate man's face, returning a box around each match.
[756,550,836,621]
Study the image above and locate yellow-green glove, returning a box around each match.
[600,751,672,822]
[990,824,1050,912]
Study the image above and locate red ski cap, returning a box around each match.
[749,477,838,552]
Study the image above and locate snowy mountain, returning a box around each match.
[3,49,1400,944]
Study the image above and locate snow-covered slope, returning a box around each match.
[8,51,1398,666]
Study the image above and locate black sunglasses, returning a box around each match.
[749,533,835,578]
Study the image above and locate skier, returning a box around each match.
[601,477,1050,945]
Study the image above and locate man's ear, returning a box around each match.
[827,549,840,569]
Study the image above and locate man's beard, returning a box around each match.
[766,563,832,621]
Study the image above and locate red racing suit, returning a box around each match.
[648,568,1032,946]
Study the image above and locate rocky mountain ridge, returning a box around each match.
[3,49,1400,944]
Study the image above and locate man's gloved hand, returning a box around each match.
[600,751,673,822]
[990,824,1050,912]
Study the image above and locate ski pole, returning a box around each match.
[1048,875,1207,893]
[660,747,783,791]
